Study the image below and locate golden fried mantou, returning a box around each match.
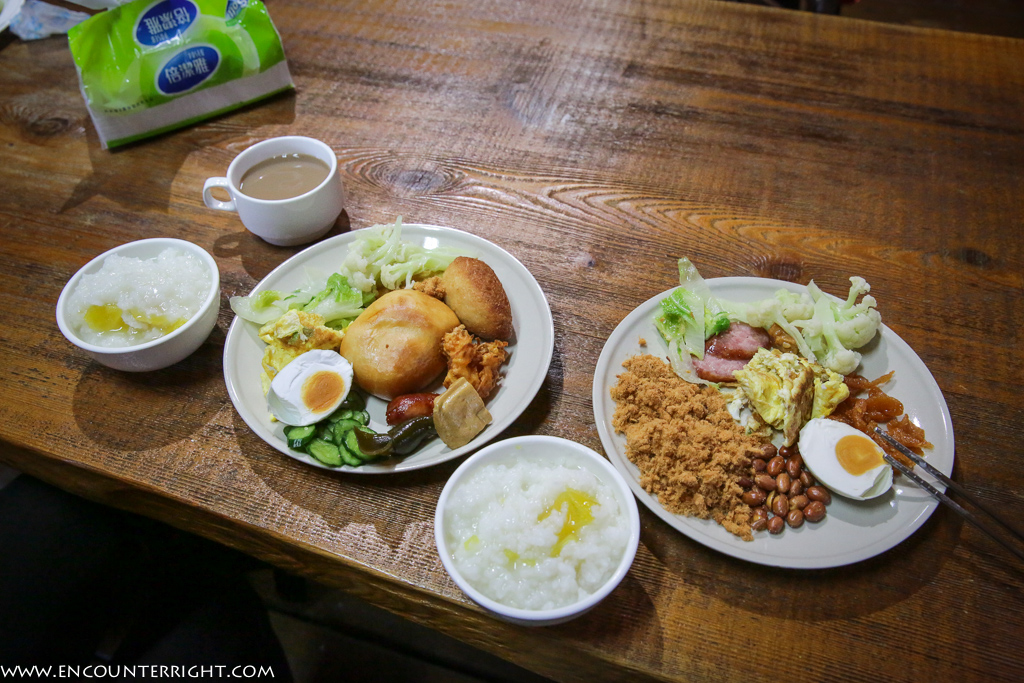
[440,257,513,340]
[340,289,459,399]
[441,325,509,400]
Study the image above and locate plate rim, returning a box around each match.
[592,276,955,569]
[223,223,554,474]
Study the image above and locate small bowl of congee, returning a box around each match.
[435,435,640,626]
[57,238,220,372]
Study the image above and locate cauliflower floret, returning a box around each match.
[795,278,882,374]
[729,277,882,376]
[774,289,814,322]
[742,297,819,363]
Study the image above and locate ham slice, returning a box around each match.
[704,323,771,360]
[692,354,749,383]
[694,323,771,382]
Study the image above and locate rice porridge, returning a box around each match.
[66,247,212,348]
[443,456,629,611]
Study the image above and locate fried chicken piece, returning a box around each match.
[441,325,509,400]
[412,276,446,300]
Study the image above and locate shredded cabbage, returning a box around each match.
[302,272,364,323]
[653,258,730,362]
[229,217,464,326]
[655,288,704,359]
[228,289,288,325]
[336,217,462,294]
[678,258,730,337]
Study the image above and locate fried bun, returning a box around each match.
[339,289,460,399]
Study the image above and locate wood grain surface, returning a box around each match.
[1,1,1023,681]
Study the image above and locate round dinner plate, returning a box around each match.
[224,224,554,473]
[592,277,955,569]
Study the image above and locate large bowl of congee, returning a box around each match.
[435,435,640,626]
[57,238,220,371]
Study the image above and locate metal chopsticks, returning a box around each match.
[874,427,1024,562]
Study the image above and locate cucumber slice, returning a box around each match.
[331,419,362,439]
[341,391,366,411]
[284,424,316,450]
[315,421,335,440]
[328,409,354,423]
[345,429,377,462]
[307,439,343,467]
[335,436,363,467]
[353,410,370,426]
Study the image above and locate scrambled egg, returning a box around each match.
[731,348,849,446]
[258,310,345,395]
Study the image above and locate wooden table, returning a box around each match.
[2,1,1022,680]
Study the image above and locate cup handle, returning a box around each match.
[203,177,236,212]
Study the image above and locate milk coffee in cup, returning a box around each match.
[203,136,344,246]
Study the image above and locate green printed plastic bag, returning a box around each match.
[68,0,293,148]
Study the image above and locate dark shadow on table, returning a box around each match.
[641,490,964,622]
[213,211,352,284]
[72,327,226,452]
[555,571,662,662]
[59,90,297,215]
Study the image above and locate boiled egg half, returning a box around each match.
[267,350,353,426]
[798,418,893,500]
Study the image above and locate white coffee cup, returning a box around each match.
[203,136,345,247]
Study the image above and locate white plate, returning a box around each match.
[593,277,955,569]
[224,224,554,473]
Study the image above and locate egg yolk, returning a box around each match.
[301,370,346,414]
[538,488,596,557]
[836,434,885,475]
[84,304,186,336]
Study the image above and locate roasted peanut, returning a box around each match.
[786,509,805,528]
[807,486,832,505]
[778,445,794,459]
[753,458,767,473]
[804,501,827,522]
[789,494,809,510]
[750,507,769,531]
[776,472,791,494]
[800,471,816,488]
[755,473,777,492]
[767,456,785,477]
[786,455,803,479]
[738,476,753,489]
[771,493,789,518]
[742,489,767,506]
[385,392,438,425]
[789,479,804,497]
[767,516,785,534]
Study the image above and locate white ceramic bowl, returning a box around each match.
[435,435,640,626]
[56,238,220,372]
